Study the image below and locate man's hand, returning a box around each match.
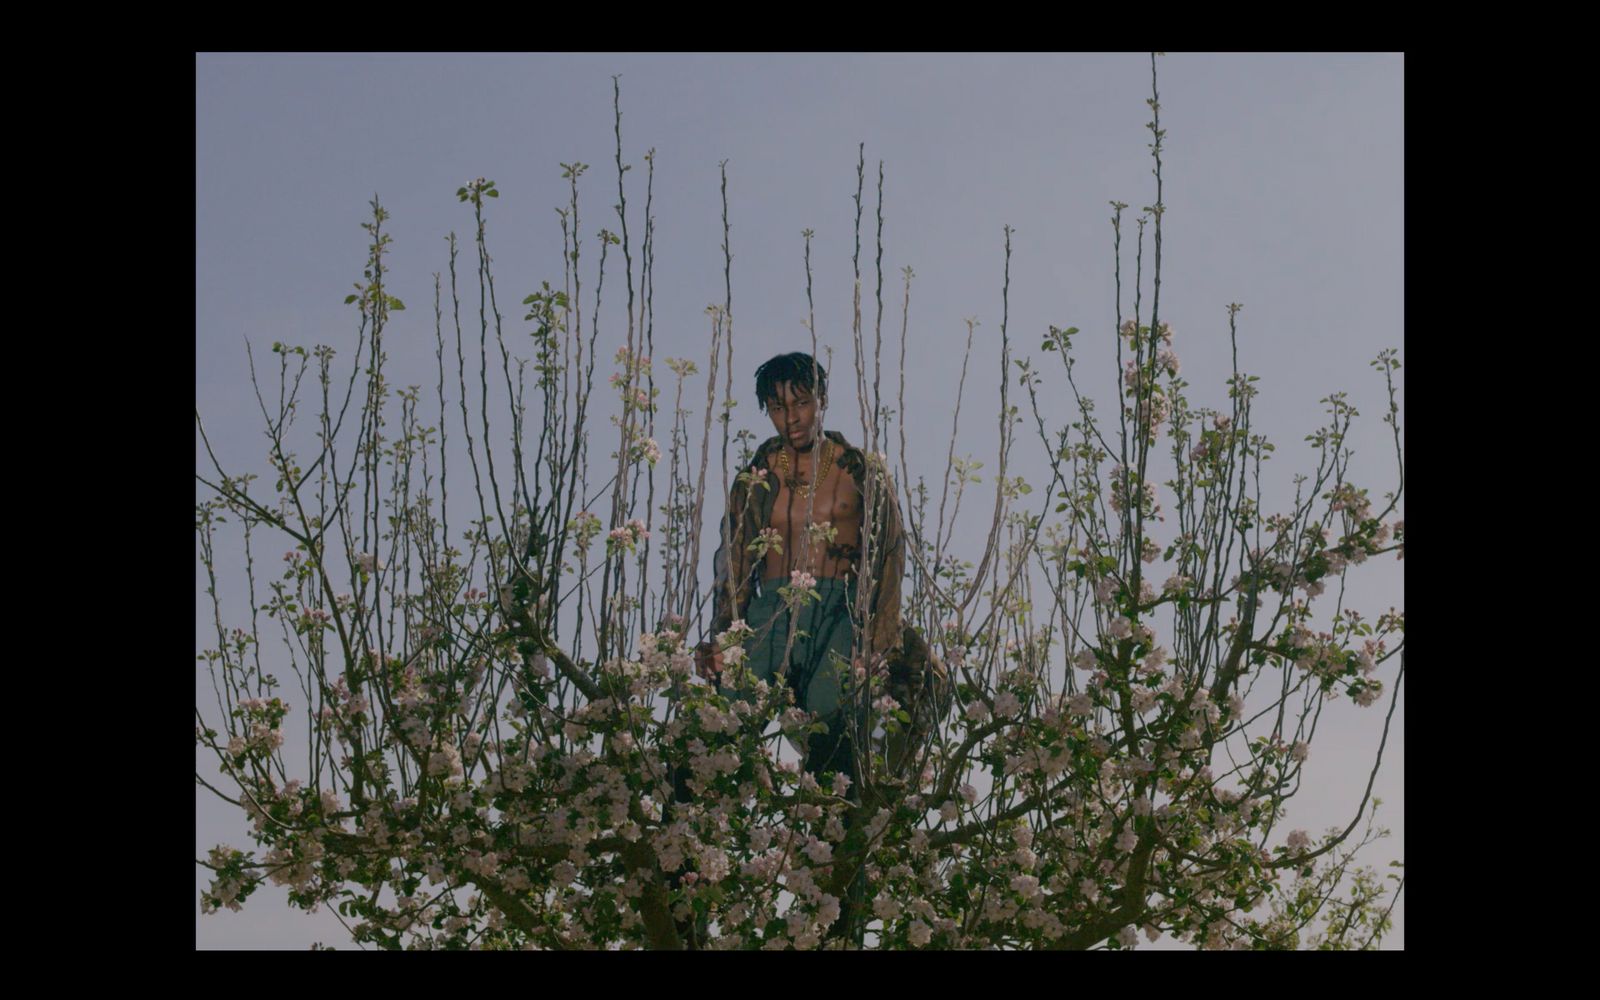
[695,641,724,682]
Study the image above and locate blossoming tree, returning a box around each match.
[196,61,1402,949]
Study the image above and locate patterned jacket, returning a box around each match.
[709,430,904,662]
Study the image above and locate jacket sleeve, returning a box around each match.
[866,463,906,659]
[709,478,746,639]
[709,440,783,642]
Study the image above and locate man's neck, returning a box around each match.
[766,429,850,464]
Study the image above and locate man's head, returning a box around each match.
[755,352,828,451]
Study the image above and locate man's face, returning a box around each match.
[766,381,823,450]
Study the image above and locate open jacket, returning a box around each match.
[710,430,904,661]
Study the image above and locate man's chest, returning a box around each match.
[764,457,862,536]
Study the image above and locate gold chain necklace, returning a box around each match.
[777,440,833,498]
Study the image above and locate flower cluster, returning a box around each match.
[607,518,650,553]
[736,465,771,494]
[1107,466,1161,520]
[747,525,783,560]
[629,436,661,466]
[568,510,602,552]
[781,569,819,609]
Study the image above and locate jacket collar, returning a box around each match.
[750,429,861,474]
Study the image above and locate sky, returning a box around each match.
[196,52,1403,949]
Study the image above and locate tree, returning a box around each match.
[196,58,1403,950]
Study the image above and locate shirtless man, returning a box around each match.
[678,353,909,948]
[698,352,905,786]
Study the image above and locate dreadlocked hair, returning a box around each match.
[754,352,828,413]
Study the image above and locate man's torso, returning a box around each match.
[760,440,863,582]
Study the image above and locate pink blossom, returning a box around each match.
[1010,874,1041,900]
[803,838,833,864]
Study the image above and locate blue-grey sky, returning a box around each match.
[197,52,1403,949]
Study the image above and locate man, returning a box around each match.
[698,352,905,789]
[676,353,944,948]
[686,352,905,947]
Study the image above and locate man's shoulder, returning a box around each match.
[823,430,863,462]
[750,435,784,465]
[825,431,888,480]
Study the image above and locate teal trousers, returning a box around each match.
[732,575,859,726]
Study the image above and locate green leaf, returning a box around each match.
[486,189,499,198]
[344,294,359,304]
